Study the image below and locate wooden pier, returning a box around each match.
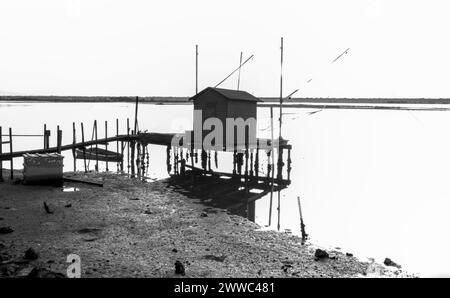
[1,125,292,185]
[0,132,291,161]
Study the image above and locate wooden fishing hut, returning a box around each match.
[189,87,262,150]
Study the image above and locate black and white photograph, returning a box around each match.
[0,0,448,287]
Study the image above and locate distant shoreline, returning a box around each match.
[2,95,450,105]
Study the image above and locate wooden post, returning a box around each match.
[277,190,281,231]
[105,120,109,172]
[43,124,47,149]
[43,124,50,149]
[249,150,254,177]
[72,122,76,172]
[116,118,119,172]
[130,130,135,177]
[287,148,292,181]
[0,126,3,182]
[81,123,87,173]
[279,37,284,140]
[195,44,199,94]
[166,146,172,174]
[134,96,139,134]
[127,118,130,174]
[9,128,13,180]
[94,120,98,171]
[297,196,307,244]
[277,148,284,181]
[268,186,273,226]
[232,150,237,176]
[56,126,62,154]
[255,141,259,178]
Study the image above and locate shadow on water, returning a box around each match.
[164,148,310,242]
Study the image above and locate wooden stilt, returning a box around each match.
[250,150,254,176]
[127,118,130,174]
[287,148,292,181]
[116,118,119,172]
[56,126,62,154]
[120,140,124,173]
[105,121,109,172]
[81,123,87,173]
[166,146,172,174]
[43,124,47,149]
[255,141,259,177]
[277,190,281,231]
[130,130,135,177]
[9,128,13,180]
[277,148,284,181]
[72,122,76,172]
[94,120,98,171]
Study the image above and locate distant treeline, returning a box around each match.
[2,95,450,105]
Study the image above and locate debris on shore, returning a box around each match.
[384,258,401,269]
[0,172,405,278]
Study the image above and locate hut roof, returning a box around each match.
[189,87,262,102]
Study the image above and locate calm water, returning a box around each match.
[2,101,450,277]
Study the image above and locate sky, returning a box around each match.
[1,0,450,98]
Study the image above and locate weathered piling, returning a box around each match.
[43,124,50,149]
[81,123,87,173]
[43,124,47,149]
[277,190,281,231]
[56,126,62,154]
[9,128,13,179]
[166,146,172,174]
[277,148,284,181]
[72,122,76,172]
[255,142,259,177]
[116,118,119,172]
[105,121,109,172]
[127,118,130,174]
[130,130,135,177]
[297,196,307,244]
[94,120,98,171]
[287,148,292,181]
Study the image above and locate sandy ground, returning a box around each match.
[0,171,407,278]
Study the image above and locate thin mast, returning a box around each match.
[278,37,284,140]
[237,51,243,90]
[195,45,199,94]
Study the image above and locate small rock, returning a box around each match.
[24,248,39,260]
[0,226,14,234]
[346,253,353,257]
[203,255,226,262]
[200,212,208,217]
[0,217,4,220]
[16,266,35,277]
[43,202,53,214]
[129,198,140,201]
[384,258,401,268]
[314,249,329,261]
[144,210,153,215]
[64,204,72,208]
[172,248,178,253]
[175,260,185,275]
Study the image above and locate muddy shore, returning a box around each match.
[0,171,407,278]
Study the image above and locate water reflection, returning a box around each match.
[166,147,297,237]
